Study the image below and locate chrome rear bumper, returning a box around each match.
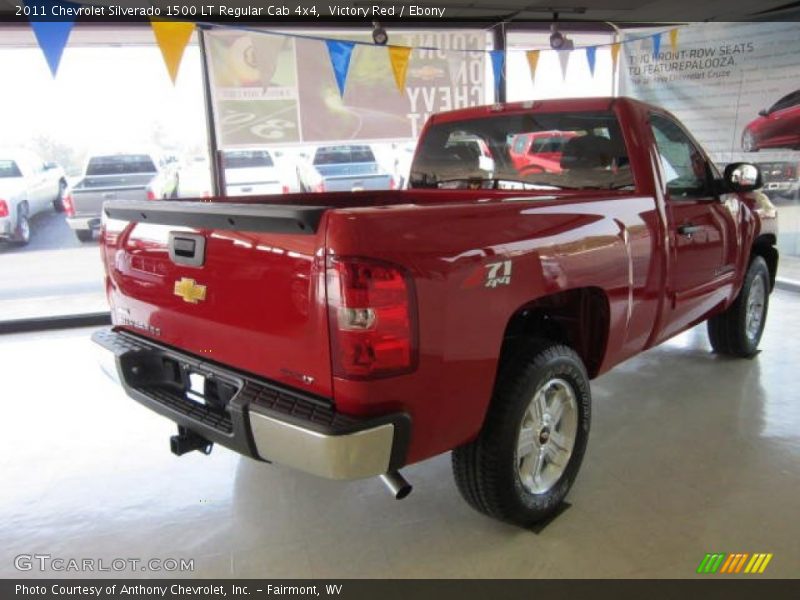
[92,328,409,480]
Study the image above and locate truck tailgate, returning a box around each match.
[73,174,155,216]
[101,200,334,398]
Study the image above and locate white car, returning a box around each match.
[222,149,288,196]
[0,150,66,246]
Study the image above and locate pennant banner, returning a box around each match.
[26,0,79,77]
[150,20,195,83]
[388,45,412,93]
[585,46,597,77]
[490,50,505,98]
[556,49,571,80]
[669,29,679,53]
[526,49,540,83]
[325,39,355,97]
[610,42,621,73]
[652,33,662,59]
[446,51,464,87]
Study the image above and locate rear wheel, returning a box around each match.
[707,256,770,357]
[12,205,31,246]
[75,229,94,243]
[452,339,591,526]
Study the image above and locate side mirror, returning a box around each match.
[758,109,769,117]
[724,162,762,193]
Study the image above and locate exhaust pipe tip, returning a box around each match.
[380,471,412,500]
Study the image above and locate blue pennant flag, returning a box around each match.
[585,46,597,76]
[325,39,355,97]
[25,0,80,77]
[652,33,662,59]
[490,50,505,99]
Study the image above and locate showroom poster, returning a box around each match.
[204,28,487,145]
[619,22,800,165]
[204,30,302,146]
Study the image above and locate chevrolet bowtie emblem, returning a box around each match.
[174,278,207,304]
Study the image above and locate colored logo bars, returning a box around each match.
[697,553,773,574]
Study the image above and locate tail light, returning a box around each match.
[62,192,75,217]
[0,199,8,218]
[326,257,417,379]
[282,185,290,194]
[146,188,156,201]
[314,182,325,193]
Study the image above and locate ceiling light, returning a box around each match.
[550,23,574,50]
[372,21,388,45]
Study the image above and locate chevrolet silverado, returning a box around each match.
[94,98,778,526]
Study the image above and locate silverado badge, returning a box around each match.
[174,278,207,304]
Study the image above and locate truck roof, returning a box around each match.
[428,97,650,125]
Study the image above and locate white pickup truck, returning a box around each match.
[65,151,179,242]
[222,149,288,197]
[0,150,67,246]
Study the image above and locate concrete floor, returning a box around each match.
[1,291,799,579]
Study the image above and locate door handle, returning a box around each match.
[677,224,702,236]
[168,232,206,267]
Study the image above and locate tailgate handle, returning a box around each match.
[169,232,206,267]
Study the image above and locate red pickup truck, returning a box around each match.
[94,98,778,527]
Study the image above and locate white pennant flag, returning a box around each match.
[556,49,571,80]
[447,50,466,86]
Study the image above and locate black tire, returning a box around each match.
[707,256,770,358]
[75,230,94,243]
[53,180,67,212]
[12,205,31,246]
[452,338,591,526]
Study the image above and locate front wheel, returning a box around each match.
[707,256,770,357]
[452,339,591,527]
[53,180,67,212]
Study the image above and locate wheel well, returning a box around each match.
[752,234,778,291]
[500,287,610,378]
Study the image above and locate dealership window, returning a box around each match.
[0,28,209,322]
[2,24,796,328]
[0,26,495,324]
[506,31,615,101]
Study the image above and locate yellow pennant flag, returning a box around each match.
[669,29,679,53]
[610,42,621,72]
[388,45,412,93]
[150,20,195,83]
[526,50,541,83]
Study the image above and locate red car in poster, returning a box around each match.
[509,130,577,174]
[742,89,800,151]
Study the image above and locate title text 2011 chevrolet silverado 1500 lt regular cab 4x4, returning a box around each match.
[94,98,778,526]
